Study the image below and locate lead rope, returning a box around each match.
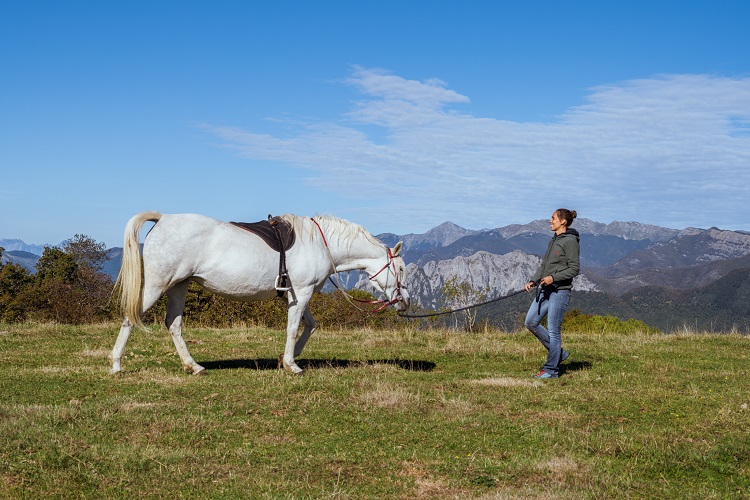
[397,288,528,318]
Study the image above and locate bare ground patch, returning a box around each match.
[81,348,110,357]
[358,383,421,410]
[398,459,466,498]
[472,377,541,388]
[119,401,159,412]
[30,365,101,375]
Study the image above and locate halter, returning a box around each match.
[365,246,405,311]
[311,217,405,312]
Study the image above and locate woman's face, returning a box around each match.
[549,212,566,233]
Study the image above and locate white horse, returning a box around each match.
[110,212,410,375]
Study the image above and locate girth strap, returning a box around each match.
[270,217,290,296]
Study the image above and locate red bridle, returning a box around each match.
[311,217,405,312]
[365,246,405,311]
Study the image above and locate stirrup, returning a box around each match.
[275,275,291,292]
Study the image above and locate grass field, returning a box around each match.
[1,322,748,498]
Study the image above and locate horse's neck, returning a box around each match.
[318,223,383,273]
[331,238,383,272]
[333,255,382,273]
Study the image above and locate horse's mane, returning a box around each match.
[279,214,383,248]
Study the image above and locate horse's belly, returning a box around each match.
[198,280,278,302]
[193,254,280,301]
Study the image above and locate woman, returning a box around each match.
[524,208,580,379]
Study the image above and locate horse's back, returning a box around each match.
[141,213,287,299]
[143,214,222,263]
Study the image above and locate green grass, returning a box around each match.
[1,322,749,498]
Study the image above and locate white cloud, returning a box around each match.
[205,68,750,232]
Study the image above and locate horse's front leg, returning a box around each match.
[294,306,317,358]
[281,291,312,374]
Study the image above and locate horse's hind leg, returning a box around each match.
[110,317,133,374]
[110,287,164,374]
[165,280,205,375]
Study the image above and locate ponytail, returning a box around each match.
[556,208,577,227]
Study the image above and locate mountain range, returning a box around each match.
[379,219,750,332]
[4,218,750,333]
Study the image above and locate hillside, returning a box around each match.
[470,267,750,333]
[0,250,40,271]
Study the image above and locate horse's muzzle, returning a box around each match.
[395,288,411,311]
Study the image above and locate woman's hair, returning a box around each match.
[555,208,577,227]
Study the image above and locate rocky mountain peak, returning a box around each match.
[397,221,477,250]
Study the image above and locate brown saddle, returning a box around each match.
[230,216,297,295]
[230,216,296,253]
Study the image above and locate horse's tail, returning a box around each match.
[114,211,162,329]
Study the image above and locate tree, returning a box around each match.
[440,276,490,332]
[27,236,115,324]
[62,234,108,271]
[0,247,33,322]
[35,247,78,283]
[63,234,114,319]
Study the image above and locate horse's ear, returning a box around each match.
[393,241,403,257]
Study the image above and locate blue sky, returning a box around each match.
[2,1,749,248]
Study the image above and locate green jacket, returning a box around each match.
[531,228,580,290]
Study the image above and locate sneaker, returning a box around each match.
[533,370,558,379]
[561,350,570,363]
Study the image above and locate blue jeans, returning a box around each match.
[524,288,571,376]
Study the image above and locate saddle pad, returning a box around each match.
[229,217,296,253]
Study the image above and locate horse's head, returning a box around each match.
[369,241,411,311]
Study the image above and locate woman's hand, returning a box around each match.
[539,275,554,286]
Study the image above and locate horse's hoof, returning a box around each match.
[279,355,304,375]
[110,360,122,375]
[192,366,207,376]
[285,362,304,375]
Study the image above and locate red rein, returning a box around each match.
[311,217,403,312]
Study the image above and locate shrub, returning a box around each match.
[563,308,661,334]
